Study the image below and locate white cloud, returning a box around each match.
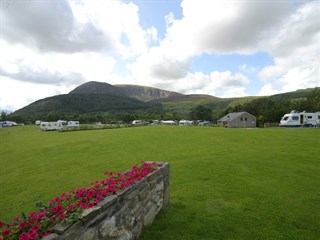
[73,0,157,58]
[1,0,112,53]
[0,0,319,111]
[0,77,74,112]
[258,1,320,95]
[0,40,116,85]
[129,0,319,98]
[176,0,294,54]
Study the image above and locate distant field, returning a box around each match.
[0,126,319,239]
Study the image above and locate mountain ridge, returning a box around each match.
[70,81,183,102]
[10,81,316,121]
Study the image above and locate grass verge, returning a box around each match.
[0,126,319,239]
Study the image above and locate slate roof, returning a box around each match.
[218,112,251,122]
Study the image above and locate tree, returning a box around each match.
[190,105,212,120]
[305,87,320,111]
[1,111,8,121]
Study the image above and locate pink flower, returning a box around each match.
[67,204,75,210]
[31,224,40,232]
[19,232,30,240]
[2,229,10,236]
[0,221,7,228]
[18,221,28,229]
[29,229,39,239]
[37,212,46,220]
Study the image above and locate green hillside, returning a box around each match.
[5,81,318,125]
[13,93,162,117]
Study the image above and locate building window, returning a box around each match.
[240,118,243,121]
[245,118,247,121]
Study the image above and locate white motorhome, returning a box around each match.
[67,121,80,128]
[179,120,194,126]
[40,122,63,131]
[280,110,320,127]
[57,120,67,125]
[161,120,177,125]
[132,120,145,126]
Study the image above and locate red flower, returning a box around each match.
[0,221,7,228]
[19,232,30,240]
[29,230,39,239]
[2,229,10,236]
[18,221,28,229]
[37,212,46,220]
[67,204,75,210]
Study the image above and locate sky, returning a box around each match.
[0,0,319,112]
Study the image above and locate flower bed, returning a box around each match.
[0,162,164,240]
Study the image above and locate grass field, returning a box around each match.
[0,126,319,239]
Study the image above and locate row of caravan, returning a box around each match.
[280,111,320,127]
[39,121,79,131]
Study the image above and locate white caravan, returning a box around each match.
[161,120,177,125]
[179,120,194,126]
[132,120,145,126]
[40,122,63,131]
[67,121,80,128]
[280,110,320,127]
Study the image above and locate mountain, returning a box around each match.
[70,81,182,102]
[13,93,162,117]
[9,81,316,121]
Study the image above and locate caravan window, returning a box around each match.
[283,116,289,121]
[307,116,312,119]
[292,116,299,121]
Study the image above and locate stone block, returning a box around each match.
[156,181,164,192]
[160,163,170,178]
[97,194,118,209]
[116,185,133,198]
[84,206,114,228]
[79,228,97,240]
[99,216,117,238]
[53,222,73,235]
[80,206,101,223]
[163,186,170,208]
[42,233,59,240]
[147,170,159,182]
[143,202,157,227]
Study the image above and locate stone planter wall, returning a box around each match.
[44,162,170,240]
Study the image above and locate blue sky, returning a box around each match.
[0,0,319,111]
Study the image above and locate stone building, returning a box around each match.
[218,112,256,128]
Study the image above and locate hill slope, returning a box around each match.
[10,81,316,120]
[13,93,162,117]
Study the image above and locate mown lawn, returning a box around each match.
[0,126,319,239]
